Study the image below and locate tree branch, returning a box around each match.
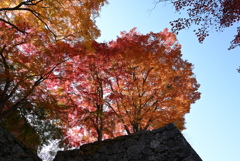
[0,62,62,119]
[0,0,57,38]
[0,46,11,113]
[0,18,25,33]
[0,0,44,12]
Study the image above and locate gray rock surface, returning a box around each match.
[53,123,202,161]
[0,126,41,161]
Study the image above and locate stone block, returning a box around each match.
[0,126,41,161]
[53,123,202,161]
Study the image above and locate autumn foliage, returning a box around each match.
[0,0,108,150]
[155,0,240,49]
[0,21,82,150]
[47,28,200,147]
[0,0,108,41]
[0,0,201,151]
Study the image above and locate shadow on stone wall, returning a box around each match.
[53,123,202,161]
[0,123,202,161]
[0,126,41,161]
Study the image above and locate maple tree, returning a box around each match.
[48,28,200,147]
[0,0,109,151]
[0,0,108,41]
[107,28,200,134]
[0,1,202,151]
[0,21,81,150]
[155,0,240,50]
[46,42,116,146]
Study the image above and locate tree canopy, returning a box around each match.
[0,0,108,151]
[0,0,108,41]
[155,0,240,50]
[0,21,81,150]
[47,28,200,147]
[0,0,201,153]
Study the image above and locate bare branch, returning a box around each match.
[0,0,44,12]
[0,18,25,33]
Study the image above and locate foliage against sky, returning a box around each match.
[155,0,240,50]
[47,28,200,147]
[0,0,108,151]
[0,0,108,41]
[0,0,201,152]
[0,21,81,150]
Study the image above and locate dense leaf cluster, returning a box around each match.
[0,0,201,153]
[47,28,200,147]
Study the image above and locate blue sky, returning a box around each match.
[96,0,240,160]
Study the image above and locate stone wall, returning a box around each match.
[0,126,41,161]
[54,123,202,161]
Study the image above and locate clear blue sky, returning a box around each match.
[96,0,240,161]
